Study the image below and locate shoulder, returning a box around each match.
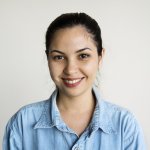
[94,86,137,124]
[102,100,137,126]
[16,99,49,116]
[19,99,49,113]
[6,99,50,130]
[101,100,143,141]
[102,100,133,118]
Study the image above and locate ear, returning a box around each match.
[98,48,105,66]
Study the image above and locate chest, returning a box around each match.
[24,129,121,150]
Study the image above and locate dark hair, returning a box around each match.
[45,12,103,57]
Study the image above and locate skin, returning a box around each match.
[48,25,104,136]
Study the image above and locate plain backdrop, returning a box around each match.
[0,0,150,149]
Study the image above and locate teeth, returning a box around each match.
[64,79,81,84]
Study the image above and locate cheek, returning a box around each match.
[48,62,64,78]
[82,61,99,74]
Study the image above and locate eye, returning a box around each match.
[53,55,64,60]
[79,54,90,60]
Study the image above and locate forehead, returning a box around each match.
[50,25,97,51]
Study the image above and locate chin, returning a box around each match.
[59,85,91,98]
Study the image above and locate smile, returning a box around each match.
[64,79,82,84]
[62,78,84,87]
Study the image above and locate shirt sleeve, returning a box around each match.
[3,116,22,150]
[123,113,147,150]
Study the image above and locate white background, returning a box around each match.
[0,0,150,149]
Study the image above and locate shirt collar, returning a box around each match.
[92,86,117,134]
[34,90,61,129]
[34,86,117,134]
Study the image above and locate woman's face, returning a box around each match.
[48,26,102,98]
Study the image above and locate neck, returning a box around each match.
[57,88,96,113]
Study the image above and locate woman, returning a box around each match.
[3,13,146,150]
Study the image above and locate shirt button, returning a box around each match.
[74,147,79,150]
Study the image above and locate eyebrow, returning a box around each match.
[49,48,92,54]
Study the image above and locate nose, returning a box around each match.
[63,59,78,75]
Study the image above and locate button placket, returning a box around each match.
[74,147,80,150]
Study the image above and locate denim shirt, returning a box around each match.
[3,86,146,150]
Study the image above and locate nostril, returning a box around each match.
[63,65,78,75]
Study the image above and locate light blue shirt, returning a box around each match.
[3,86,146,150]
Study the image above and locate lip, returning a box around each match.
[62,77,84,88]
[62,77,83,80]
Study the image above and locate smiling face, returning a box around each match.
[48,25,102,98]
